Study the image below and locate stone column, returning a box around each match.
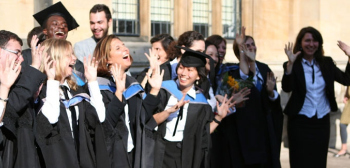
[140,0,151,41]
[174,0,192,38]
[211,0,222,35]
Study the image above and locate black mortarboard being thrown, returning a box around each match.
[33,1,79,31]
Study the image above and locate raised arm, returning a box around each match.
[84,55,106,123]
[284,42,301,74]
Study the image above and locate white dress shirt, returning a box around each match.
[0,102,4,126]
[124,104,134,152]
[41,80,106,138]
[299,59,330,118]
[163,83,196,142]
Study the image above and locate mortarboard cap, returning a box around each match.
[33,1,79,31]
[176,45,215,84]
[176,46,215,99]
[176,46,209,68]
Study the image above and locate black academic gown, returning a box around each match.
[0,65,46,168]
[153,80,214,168]
[211,61,283,168]
[35,85,109,168]
[98,75,159,168]
[135,61,172,93]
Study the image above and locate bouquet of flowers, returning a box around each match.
[216,72,254,107]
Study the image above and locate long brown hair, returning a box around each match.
[93,34,133,78]
[293,26,324,64]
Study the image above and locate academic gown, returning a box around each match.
[135,61,172,93]
[211,62,283,168]
[97,75,159,168]
[14,100,44,168]
[0,65,46,168]
[35,85,109,168]
[153,80,214,168]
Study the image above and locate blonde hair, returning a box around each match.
[40,39,77,90]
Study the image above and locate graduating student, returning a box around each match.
[212,27,283,168]
[35,38,108,168]
[93,34,163,168]
[0,31,23,168]
[0,30,46,168]
[22,1,85,80]
[136,34,175,93]
[168,31,205,79]
[152,47,234,168]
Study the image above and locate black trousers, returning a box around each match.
[288,114,330,168]
[163,140,182,168]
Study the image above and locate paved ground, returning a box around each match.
[280,119,350,168]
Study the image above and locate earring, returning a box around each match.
[196,80,199,85]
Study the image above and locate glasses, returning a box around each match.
[1,47,21,56]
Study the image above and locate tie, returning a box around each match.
[305,62,315,84]
[311,64,315,84]
[173,106,184,136]
[60,85,79,150]
[255,69,263,92]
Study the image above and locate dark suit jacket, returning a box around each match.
[282,57,350,116]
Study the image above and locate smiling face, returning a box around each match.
[108,38,132,72]
[301,32,319,58]
[0,39,23,69]
[217,41,226,58]
[152,41,168,64]
[90,11,111,40]
[177,64,200,91]
[60,46,76,79]
[43,15,68,39]
[205,45,219,72]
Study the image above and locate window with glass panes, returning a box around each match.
[151,0,173,36]
[192,0,211,37]
[222,0,241,39]
[112,0,140,36]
